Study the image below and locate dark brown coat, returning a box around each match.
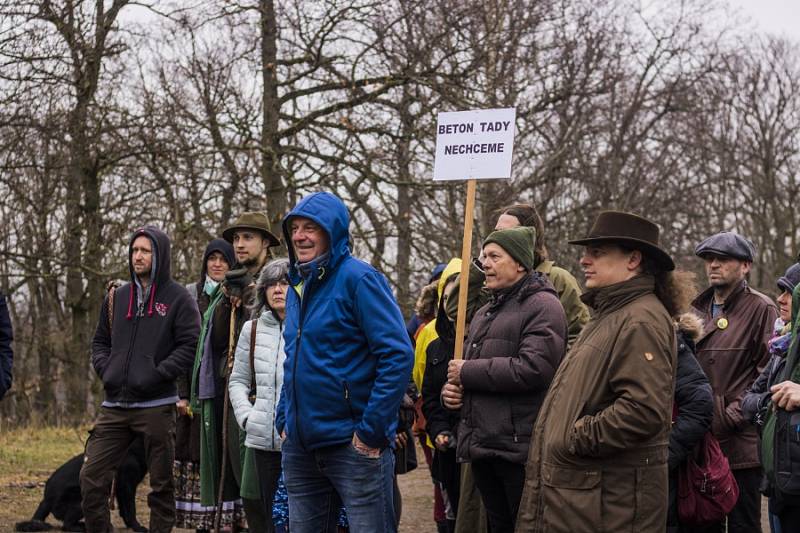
[456,272,567,465]
[691,280,777,469]
[516,275,676,533]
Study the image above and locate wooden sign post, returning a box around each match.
[433,108,516,360]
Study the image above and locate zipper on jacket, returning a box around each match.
[272,322,282,450]
[509,397,519,443]
[292,280,317,450]
[121,311,141,402]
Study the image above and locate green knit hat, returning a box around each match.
[482,226,537,271]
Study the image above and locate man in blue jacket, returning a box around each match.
[276,192,414,533]
[81,226,200,533]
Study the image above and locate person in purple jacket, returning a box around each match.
[80,226,200,533]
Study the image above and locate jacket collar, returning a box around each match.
[580,275,655,317]
[692,279,748,316]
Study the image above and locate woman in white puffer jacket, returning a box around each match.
[229,257,289,532]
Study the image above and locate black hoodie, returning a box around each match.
[92,226,200,404]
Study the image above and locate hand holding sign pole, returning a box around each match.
[433,108,516,361]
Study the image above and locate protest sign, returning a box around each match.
[433,107,516,181]
[433,108,516,360]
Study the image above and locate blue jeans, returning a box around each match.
[281,436,396,533]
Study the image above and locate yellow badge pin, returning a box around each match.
[717,317,729,330]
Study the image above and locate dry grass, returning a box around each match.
[0,425,438,532]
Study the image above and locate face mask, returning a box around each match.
[204,276,220,296]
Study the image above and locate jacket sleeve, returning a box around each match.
[421,342,452,440]
[669,342,713,469]
[460,293,567,394]
[741,356,775,424]
[715,304,778,433]
[413,322,436,392]
[549,268,590,349]
[91,294,113,379]
[229,320,254,430]
[353,271,415,450]
[571,321,675,457]
[0,294,13,399]
[155,291,201,381]
[275,386,286,435]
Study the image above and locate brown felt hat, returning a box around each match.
[222,212,280,247]
[569,211,675,271]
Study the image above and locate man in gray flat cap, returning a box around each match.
[691,231,777,533]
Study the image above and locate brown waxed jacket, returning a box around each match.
[691,280,777,469]
[516,275,676,533]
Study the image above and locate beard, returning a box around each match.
[241,254,261,268]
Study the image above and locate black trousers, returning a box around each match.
[471,458,525,533]
[685,467,762,533]
[254,449,282,533]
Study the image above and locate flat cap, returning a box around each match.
[695,231,755,262]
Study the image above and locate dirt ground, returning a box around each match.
[0,426,438,532]
[0,426,771,532]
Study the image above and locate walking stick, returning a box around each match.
[214,307,238,533]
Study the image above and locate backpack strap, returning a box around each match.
[248,318,258,403]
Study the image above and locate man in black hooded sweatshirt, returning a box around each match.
[81,226,200,533]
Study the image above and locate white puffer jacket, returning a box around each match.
[229,309,285,451]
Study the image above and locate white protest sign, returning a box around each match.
[433,107,516,181]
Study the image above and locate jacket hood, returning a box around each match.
[675,312,703,342]
[127,226,172,319]
[129,226,171,285]
[434,258,462,340]
[199,238,235,284]
[437,258,463,299]
[282,192,350,281]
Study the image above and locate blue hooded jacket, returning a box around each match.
[275,192,414,450]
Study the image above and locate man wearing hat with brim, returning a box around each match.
[222,211,282,276]
[515,211,678,533]
[198,211,282,532]
[691,231,777,533]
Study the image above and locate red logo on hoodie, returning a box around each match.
[155,302,169,317]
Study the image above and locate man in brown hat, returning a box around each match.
[515,211,678,533]
[200,212,281,531]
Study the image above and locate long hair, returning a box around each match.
[495,203,548,263]
[641,257,697,318]
[617,244,696,317]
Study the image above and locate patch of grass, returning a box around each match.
[0,425,88,482]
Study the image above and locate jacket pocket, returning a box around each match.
[101,350,125,392]
[541,463,602,533]
[633,464,667,530]
[129,353,165,394]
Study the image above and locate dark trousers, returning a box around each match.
[471,458,525,533]
[255,449,282,533]
[224,404,267,533]
[778,505,800,531]
[685,467,762,533]
[80,404,176,533]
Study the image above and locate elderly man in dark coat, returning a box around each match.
[442,226,567,533]
[516,211,678,533]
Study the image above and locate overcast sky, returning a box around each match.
[726,0,800,40]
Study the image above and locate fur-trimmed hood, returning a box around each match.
[675,312,703,342]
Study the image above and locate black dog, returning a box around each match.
[15,436,148,532]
